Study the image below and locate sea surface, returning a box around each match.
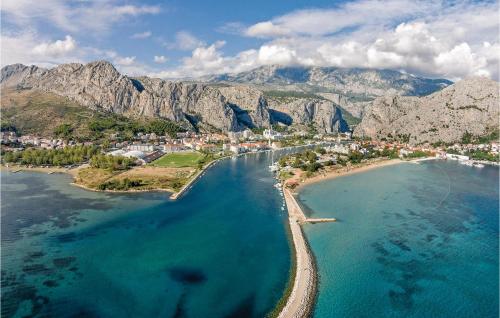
[299,160,499,318]
[1,152,291,318]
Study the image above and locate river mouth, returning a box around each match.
[1,151,292,318]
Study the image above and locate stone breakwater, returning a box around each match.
[278,189,319,318]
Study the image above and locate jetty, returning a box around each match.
[284,189,337,224]
[278,188,336,318]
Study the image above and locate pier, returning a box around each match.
[284,189,337,224]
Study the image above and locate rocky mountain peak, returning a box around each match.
[1,61,350,134]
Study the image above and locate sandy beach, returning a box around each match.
[277,158,405,318]
[294,158,404,191]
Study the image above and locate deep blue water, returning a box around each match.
[299,160,499,318]
[1,152,291,318]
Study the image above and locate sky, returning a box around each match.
[1,0,499,80]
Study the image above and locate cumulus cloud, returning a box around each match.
[183,0,497,81]
[131,31,152,39]
[154,55,167,63]
[1,31,82,67]
[32,35,76,57]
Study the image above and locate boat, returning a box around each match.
[274,183,282,189]
[473,163,485,168]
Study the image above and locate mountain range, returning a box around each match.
[1,61,498,144]
[199,65,453,118]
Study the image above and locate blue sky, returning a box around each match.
[1,0,499,80]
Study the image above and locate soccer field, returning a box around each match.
[150,152,205,168]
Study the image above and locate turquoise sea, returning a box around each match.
[299,160,499,318]
[1,152,291,318]
[3,156,498,318]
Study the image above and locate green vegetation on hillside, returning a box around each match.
[1,88,186,141]
[87,116,185,140]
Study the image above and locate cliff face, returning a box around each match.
[1,61,349,133]
[354,77,500,144]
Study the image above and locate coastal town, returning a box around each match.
[1,124,498,198]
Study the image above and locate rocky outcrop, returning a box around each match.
[217,85,271,128]
[268,98,349,133]
[354,77,499,144]
[1,61,351,133]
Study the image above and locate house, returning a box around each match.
[229,144,243,154]
[163,143,183,152]
[196,143,218,152]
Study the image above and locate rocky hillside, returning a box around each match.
[354,77,499,144]
[200,65,452,117]
[1,61,349,134]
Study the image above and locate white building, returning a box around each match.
[229,144,244,154]
[263,129,282,140]
[445,153,469,161]
[129,144,154,152]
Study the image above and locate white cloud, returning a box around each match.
[258,45,297,65]
[154,55,167,64]
[1,0,161,33]
[244,0,437,38]
[114,56,136,66]
[203,0,498,81]
[131,31,152,39]
[246,22,290,38]
[1,31,82,67]
[165,31,205,51]
[32,35,76,58]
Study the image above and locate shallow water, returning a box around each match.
[299,160,499,318]
[1,152,290,318]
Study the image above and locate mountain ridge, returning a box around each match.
[196,65,453,117]
[1,61,350,134]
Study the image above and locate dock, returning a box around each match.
[283,188,337,224]
[306,218,337,223]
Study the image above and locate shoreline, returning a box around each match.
[277,158,407,317]
[169,158,220,200]
[295,158,404,192]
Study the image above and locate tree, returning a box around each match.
[461,131,473,144]
[54,124,74,139]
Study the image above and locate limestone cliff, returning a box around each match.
[1,61,350,133]
[354,77,499,144]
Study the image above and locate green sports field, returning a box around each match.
[150,152,205,168]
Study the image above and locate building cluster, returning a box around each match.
[1,132,92,149]
[105,132,230,164]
